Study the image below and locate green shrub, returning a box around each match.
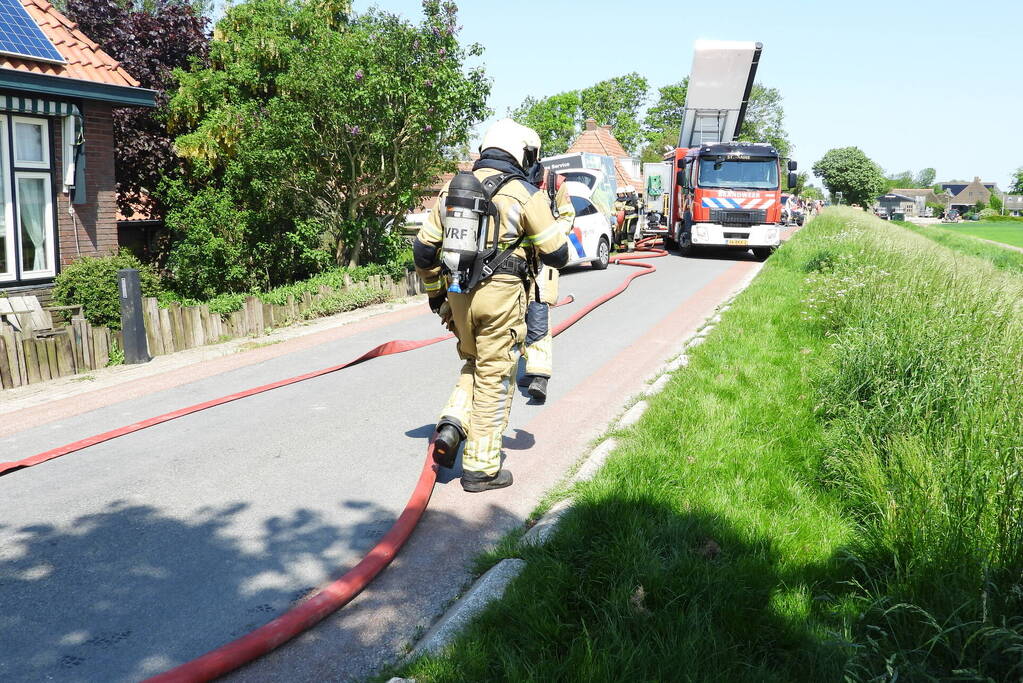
[158,255,413,315]
[981,214,1023,223]
[52,250,161,329]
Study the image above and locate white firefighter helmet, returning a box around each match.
[479,118,541,169]
[623,185,636,193]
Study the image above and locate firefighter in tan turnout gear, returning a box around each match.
[519,167,569,402]
[413,119,573,492]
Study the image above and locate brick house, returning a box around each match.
[940,177,999,213]
[0,0,154,295]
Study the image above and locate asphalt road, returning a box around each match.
[0,249,759,682]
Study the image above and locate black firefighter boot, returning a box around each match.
[461,469,514,493]
[528,376,548,402]
[432,421,464,469]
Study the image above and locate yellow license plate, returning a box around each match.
[727,239,749,246]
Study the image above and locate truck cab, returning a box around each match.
[670,142,794,259]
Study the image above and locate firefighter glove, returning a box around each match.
[438,300,455,332]
[429,292,446,314]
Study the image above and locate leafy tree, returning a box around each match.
[640,129,676,163]
[65,0,210,218]
[883,170,915,192]
[643,79,687,148]
[579,73,649,155]
[1010,167,1023,195]
[642,79,791,160]
[974,200,987,212]
[737,84,790,158]
[165,0,489,297]
[812,147,886,208]
[510,73,649,157]
[915,167,936,187]
[801,183,824,201]
[990,192,1003,212]
[509,90,581,157]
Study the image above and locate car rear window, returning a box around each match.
[570,196,598,216]
[562,172,597,189]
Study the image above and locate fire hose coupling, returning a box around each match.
[432,418,466,469]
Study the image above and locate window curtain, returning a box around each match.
[18,178,46,271]
[15,122,43,163]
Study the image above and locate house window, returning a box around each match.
[13,117,49,169]
[0,115,57,283]
[17,173,54,276]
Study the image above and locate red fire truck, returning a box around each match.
[646,40,797,260]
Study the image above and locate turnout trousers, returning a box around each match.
[440,276,526,476]
[523,266,558,378]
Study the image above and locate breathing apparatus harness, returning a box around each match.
[440,156,533,294]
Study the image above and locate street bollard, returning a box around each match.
[117,268,151,364]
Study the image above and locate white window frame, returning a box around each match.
[15,171,56,279]
[12,116,50,169]
[0,118,14,282]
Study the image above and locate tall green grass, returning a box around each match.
[395,209,1023,681]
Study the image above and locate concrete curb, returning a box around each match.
[616,400,649,430]
[520,498,575,547]
[572,437,618,484]
[411,559,527,657]
[644,373,671,397]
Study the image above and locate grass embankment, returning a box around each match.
[398,208,1023,681]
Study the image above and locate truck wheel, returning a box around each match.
[752,247,775,261]
[677,213,694,256]
[592,236,610,270]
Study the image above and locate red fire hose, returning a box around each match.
[2,241,664,682]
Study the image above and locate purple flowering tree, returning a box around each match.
[64,0,210,218]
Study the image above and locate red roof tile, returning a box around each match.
[0,0,140,88]
[566,119,641,189]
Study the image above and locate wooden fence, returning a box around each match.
[0,271,424,390]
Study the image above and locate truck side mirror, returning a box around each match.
[788,159,797,171]
[788,172,798,189]
[676,170,686,188]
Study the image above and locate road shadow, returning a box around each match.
[393,494,854,680]
[226,496,527,682]
[0,494,430,682]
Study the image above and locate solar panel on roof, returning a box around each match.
[0,0,64,64]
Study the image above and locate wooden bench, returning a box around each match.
[0,295,84,338]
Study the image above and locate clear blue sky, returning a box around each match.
[351,1,1021,188]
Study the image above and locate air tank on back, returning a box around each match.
[441,171,489,293]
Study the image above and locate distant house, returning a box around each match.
[0,0,155,294]
[890,188,948,211]
[566,119,642,191]
[940,177,999,212]
[878,193,917,216]
[1005,195,1023,217]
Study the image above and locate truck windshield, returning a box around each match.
[698,158,778,190]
